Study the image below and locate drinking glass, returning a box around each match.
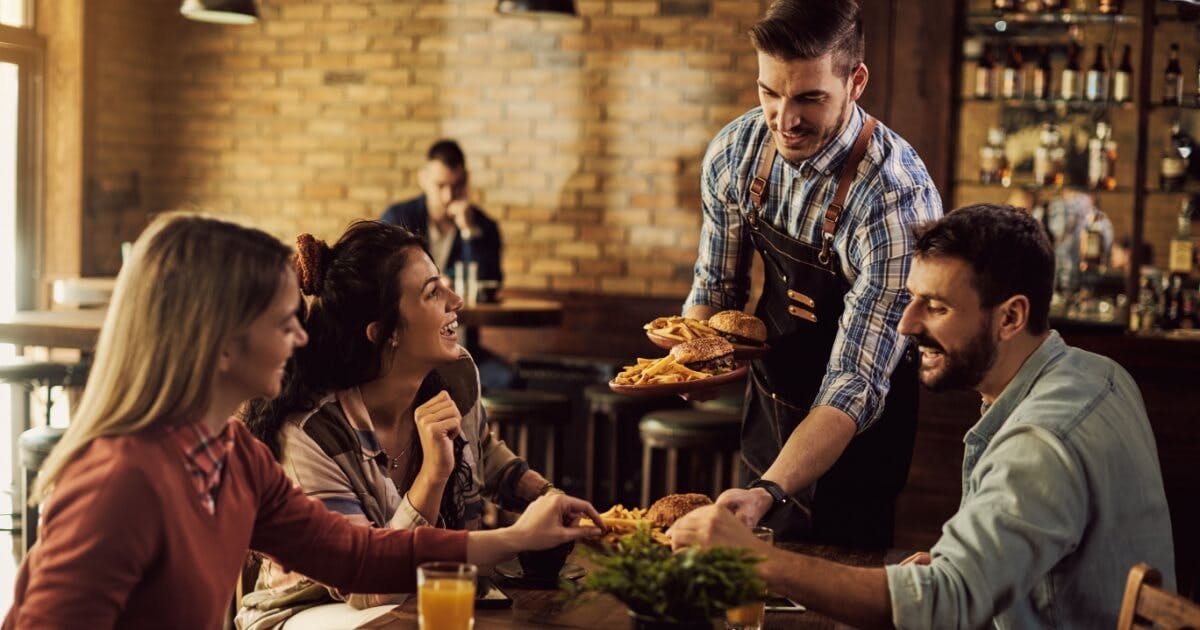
[417,561,477,630]
[725,526,774,630]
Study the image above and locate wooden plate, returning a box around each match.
[645,331,769,360]
[608,363,749,397]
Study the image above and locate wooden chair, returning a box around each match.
[1117,562,1200,630]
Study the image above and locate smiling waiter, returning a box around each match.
[684,0,942,547]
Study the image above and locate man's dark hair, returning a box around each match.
[912,204,1055,335]
[427,139,466,170]
[749,0,865,78]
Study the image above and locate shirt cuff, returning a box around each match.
[389,493,432,529]
[885,563,934,630]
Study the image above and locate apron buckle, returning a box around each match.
[818,233,833,265]
[748,206,759,228]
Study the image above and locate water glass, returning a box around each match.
[725,526,774,630]
[417,561,477,630]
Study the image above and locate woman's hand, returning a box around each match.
[413,391,462,481]
[465,494,604,567]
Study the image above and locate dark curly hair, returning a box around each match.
[245,220,472,528]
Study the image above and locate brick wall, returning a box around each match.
[82,0,770,297]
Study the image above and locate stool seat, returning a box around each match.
[481,389,570,425]
[0,359,72,385]
[639,408,741,448]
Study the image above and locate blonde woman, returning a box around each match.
[3,214,602,630]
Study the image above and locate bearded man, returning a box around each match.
[671,204,1174,628]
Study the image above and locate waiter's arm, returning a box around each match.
[761,406,856,493]
[684,304,720,321]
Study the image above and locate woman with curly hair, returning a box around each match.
[238,220,567,629]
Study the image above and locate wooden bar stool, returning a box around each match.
[481,389,571,483]
[638,408,741,507]
[582,385,683,507]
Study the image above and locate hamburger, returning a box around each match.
[669,337,736,375]
[707,310,767,347]
[647,493,714,528]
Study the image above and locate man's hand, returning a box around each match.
[667,504,772,554]
[714,487,774,528]
[446,198,477,234]
[899,551,930,566]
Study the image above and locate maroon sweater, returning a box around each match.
[3,421,468,630]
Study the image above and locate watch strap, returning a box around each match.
[746,478,788,506]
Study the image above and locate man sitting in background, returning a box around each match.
[669,204,1175,628]
[382,139,510,388]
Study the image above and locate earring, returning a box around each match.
[390,338,398,347]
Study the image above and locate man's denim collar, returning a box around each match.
[779,104,865,178]
[965,330,1066,447]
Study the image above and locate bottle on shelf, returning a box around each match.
[975,47,996,100]
[1031,46,1053,100]
[1080,207,1109,274]
[1085,44,1108,102]
[1113,44,1133,103]
[1097,0,1122,15]
[980,127,1011,186]
[1035,123,1066,187]
[1164,43,1183,106]
[1130,274,1161,332]
[1087,121,1118,190]
[1161,274,1185,330]
[1061,42,1081,101]
[1002,46,1024,100]
[1161,121,1193,192]
[1168,200,1195,279]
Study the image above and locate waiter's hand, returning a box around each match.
[714,487,774,528]
[680,386,720,402]
[667,505,769,553]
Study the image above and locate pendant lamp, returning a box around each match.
[496,0,577,17]
[180,0,259,25]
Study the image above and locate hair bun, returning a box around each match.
[294,233,331,296]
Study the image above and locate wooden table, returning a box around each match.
[362,544,904,629]
[0,299,563,353]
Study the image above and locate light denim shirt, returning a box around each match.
[886,331,1174,629]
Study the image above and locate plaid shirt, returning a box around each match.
[168,420,235,515]
[685,105,943,431]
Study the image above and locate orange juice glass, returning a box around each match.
[417,561,477,630]
[725,526,773,630]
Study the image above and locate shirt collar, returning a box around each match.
[780,104,865,178]
[168,420,235,515]
[335,387,385,458]
[966,331,1066,447]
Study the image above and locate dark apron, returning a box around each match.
[739,116,918,549]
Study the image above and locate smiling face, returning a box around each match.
[389,246,464,367]
[223,268,308,401]
[898,255,999,393]
[756,52,866,164]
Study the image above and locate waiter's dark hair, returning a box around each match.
[427,138,466,171]
[750,0,865,78]
[911,204,1054,335]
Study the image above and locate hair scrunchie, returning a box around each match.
[294,233,331,296]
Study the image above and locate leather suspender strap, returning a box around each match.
[749,136,777,210]
[819,115,876,263]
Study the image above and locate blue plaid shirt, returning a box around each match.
[685,105,943,431]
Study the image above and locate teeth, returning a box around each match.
[440,321,458,335]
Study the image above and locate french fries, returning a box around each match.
[643,315,717,342]
[580,504,670,546]
[613,355,713,386]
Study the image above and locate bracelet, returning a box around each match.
[536,481,560,497]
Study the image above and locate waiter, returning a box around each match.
[684,0,942,547]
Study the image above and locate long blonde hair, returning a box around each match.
[32,213,292,503]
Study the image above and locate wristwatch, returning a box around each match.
[746,478,789,517]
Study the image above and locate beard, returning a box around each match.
[773,99,851,165]
[910,318,998,392]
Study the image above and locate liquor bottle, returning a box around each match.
[1161,121,1193,192]
[993,0,1016,10]
[1165,43,1183,106]
[1087,121,1117,190]
[1169,201,1195,278]
[1061,42,1081,101]
[1130,274,1161,332]
[975,47,996,100]
[1097,0,1122,14]
[1035,123,1066,186]
[1031,46,1052,100]
[1080,208,1108,274]
[1112,44,1133,103]
[980,127,1011,185]
[1161,275,1184,330]
[1001,46,1024,100]
[1085,44,1108,102]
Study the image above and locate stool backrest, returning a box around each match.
[1117,563,1200,630]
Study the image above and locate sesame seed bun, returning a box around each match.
[647,493,714,528]
[669,336,734,366]
[707,310,767,346]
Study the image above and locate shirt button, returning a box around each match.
[782,274,788,283]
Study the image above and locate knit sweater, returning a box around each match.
[3,420,468,630]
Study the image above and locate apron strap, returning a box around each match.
[749,136,777,210]
[820,116,876,264]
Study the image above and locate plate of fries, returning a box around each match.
[579,504,670,547]
[643,315,769,360]
[608,354,748,397]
